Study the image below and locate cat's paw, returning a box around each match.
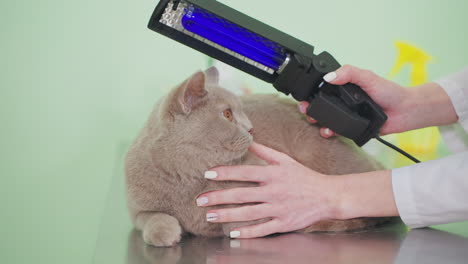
[142,215,182,247]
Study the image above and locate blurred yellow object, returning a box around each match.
[389,41,440,156]
[389,41,432,86]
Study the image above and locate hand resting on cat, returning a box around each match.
[125,67,390,247]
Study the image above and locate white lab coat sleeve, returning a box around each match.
[435,67,468,153]
[392,67,468,228]
[392,152,468,228]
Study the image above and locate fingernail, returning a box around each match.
[324,128,332,136]
[206,213,218,222]
[298,103,306,114]
[306,116,316,123]
[204,171,218,179]
[230,231,241,238]
[323,72,337,82]
[196,197,209,206]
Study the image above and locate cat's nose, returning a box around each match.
[248,128,254,135]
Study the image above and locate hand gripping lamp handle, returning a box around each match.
[272,52,387,146]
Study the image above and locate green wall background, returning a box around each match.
[1,0,467,263]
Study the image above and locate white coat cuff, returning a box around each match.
[435,76,468,132]
[392,166,425,228]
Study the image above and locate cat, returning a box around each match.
[125,67,387,247]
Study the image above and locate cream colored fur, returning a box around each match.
[125,67,386,247]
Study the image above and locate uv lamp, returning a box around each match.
[148,0,387,146]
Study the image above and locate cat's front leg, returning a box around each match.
[135,212,183,247]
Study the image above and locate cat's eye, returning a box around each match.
[223,109,233,122]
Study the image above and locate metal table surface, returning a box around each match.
[125,225,468,264]
[93,145,468,264]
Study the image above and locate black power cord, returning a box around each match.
[375,136,421,163]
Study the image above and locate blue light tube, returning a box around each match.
[181,5,287,70]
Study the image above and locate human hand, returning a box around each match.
[298,65,413,138]
[196,142,340,239]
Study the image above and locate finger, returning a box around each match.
[298,101,309,114]
[299,102,317,124]
[323,65,378,89]
[206,204,273,223]
[230,219,281,239]
[306,115,317,124]
[197,187,265,207]
[205,165,272,183]
[249,142,290,165]
[320,127,336,138]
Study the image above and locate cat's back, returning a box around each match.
[241,94,383,174]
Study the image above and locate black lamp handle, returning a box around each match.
[306,82,387,146]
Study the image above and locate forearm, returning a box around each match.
[402,82,458,131]
[333,170,399,219]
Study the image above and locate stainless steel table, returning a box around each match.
[125,225,468,264]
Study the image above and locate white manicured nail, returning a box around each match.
[323,72,337,82]
[324,128,332,136]
[230,231,241,238]
[204,171,218,179]
[196,197,208,206]
[206,213,218,222]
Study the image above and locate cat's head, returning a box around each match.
[154,67,253,164]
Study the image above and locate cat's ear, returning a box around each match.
[171,71,208,115]
[204,66,219,84]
